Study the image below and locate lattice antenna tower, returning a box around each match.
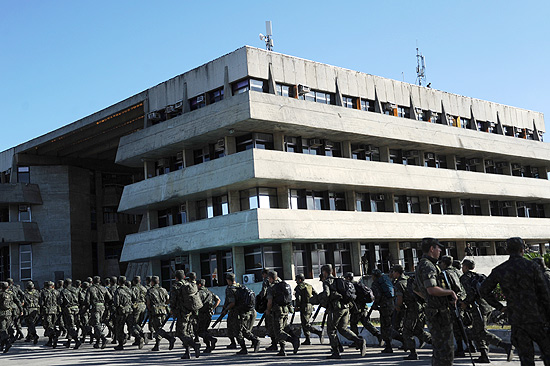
[416,45,426,86]
[259,21,274,51]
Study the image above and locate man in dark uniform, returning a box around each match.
[259,268,277,351]
[178,272,202,359]
[6,278,24,341]
[197,279,220,353]
[113,276,134,350]
[60,278,82,349]
[170,270,186,347]
[130,276,147,347]
[415,238,457,366]
[146,276,175,352]
[319,264,366,359]
[389,265,407,348]
[84,276,111,349]
[0,281,14,353]
[106,276,118,343]
[480,237,550,366]
[40,281,60,348]
[371,269,395,353]
[23,281,40,344]
[294,273,323,345]
[79,281,93,344]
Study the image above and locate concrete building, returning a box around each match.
[2,46,550,293]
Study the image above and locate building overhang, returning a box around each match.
[0,183,42,204]
[0,222,42,244]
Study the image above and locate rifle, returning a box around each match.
[256,312,266,328]
[169,317,176,333]
[311,305,322,324]
[289,301,296,325]
[442,271,475,366]
[320,311,328,332]
[211,311,227,329]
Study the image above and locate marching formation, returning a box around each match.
[0,237,549,366]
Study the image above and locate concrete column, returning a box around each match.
[277,187,289,209]
[345,191,356,211]
[447,155,457,170]
[273,132,284,151]
[145,210,158,230]
[281,242,294,280]
[545,204,550,219]
[540,243,547,255]
[385,193,395,213]
[228,190,240,213]
[388,241,400,267]
[456,241,467,260]
[481,200,491,216]
[379,146,390,163]
[189,253,201,278]
[501,162,512,176]
[341,141,352,158]
[232,246,245,283]
[225,136,237,155]
[143,160,155,179]
[509,201,519,217]
[418,151,427,166]
[350,242,362,276]
[419,196,430,214]
[486,241,497,255]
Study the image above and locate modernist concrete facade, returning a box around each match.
[2,46,549,292]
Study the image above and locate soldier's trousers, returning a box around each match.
[62,308,80,341]
[402,302,431,351]
[468,308,503,351]
[80,311,91,338]
[299,304,321,338]
[350,305,381,338]
[327,306,362,352]
[114,311,132,343]
[42,313,58,338]
[511,322,550,366]
[0,315,12,344]
[90,306,105,341]
[227,309,257,343]
[25,309,39,337]
[197,311,215,343]
[271,307,294,346]
[131,303,146,338]
[379,306,394,343]
[150,314,170,341]
[265,312,275,342]
[176,309,197,346]
[425,307,454,366]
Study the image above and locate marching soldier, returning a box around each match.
[0,281,14,353]
[6,278,24,341]
[113,276,135,350]
[145,276,175,352]
[23,281,40,344]
[40,281,60,348]
[78,281,93,345]
[371,269,395,353]
[170,270,186,347]
[259,268,276,351]
[197,279,219,354]
[130,276,147,347]
[106,276,118,343]
[84,276,111,349]
[294,273,323,345]
[60,278,82,349]
[54,280,66,338]
[178,272,202,359]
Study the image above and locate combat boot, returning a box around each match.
[227,338,237,349]
[327,349,341,359]
[455,341,466,358]
[265,341,278,351]
[168,336,176,350]
[501,342,513,362]
[64,339,72,348]
[100,336,107,349]
[475,349,491,363]
[33,334,39,345]
[236,339,248,355]
[292,336,300,354]
[45,337,53,347]
[358,338,367,357]
[138,336,144,350]
[193,342,201,358]
[73,338,82,350]
[252,338,260,353]
[181,346,190,359]
[302,335,311,345]
[376,333,383,346]
[114,341,124,351]
[404,351,419,360]
[381,345,393,353]
[203,340,212,354]
[2,340,12,354]
[24,335,31,342]
[17,330,24,340]
[151,339,160,351]
[210,337,217,351]
[276,343,286,357]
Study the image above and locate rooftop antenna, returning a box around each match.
[416,42,426,86]
[259,21,274,51]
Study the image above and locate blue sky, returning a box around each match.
[1,1,548,151]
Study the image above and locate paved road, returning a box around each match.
[1,336,541,365]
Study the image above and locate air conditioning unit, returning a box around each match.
[174,100,183,109]
[512,163,521,170]
[403,150,419,158]
[400,242,411,249]
[375,194,385,201]
[165,105,176,114]
[309,138,323,147]
[196,95,205,103]
[484,159,495,167]
[430,197,441,204]
[468,158,481,165]
[215,138,225,150]
[298,84,310,95]
[425,153,435,160]
[503,201,513,208]
[176,152,183,161]
[324,140,334,148]
[496,162,508,169]
[352,144,367,153]
[242,274,255,285]
[384,102,396,111]
[148,112,161,121]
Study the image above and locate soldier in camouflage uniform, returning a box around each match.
[0,281,14,353]
[106,276,118,343]
[73,279,82,336]
[113,276,135,350]
[23,281,40,344]
[221,273,260,355]
[170,270,186,347]
[400,273,432,360]
[178,272,202,359]
[54,279,66,338]
[130,276,147,347]
[144,275,153,340]
[389,265,407,347]
[146,276,175,352]
[6,278,24,341]
[40,281,60,348]
[460,258,512,363]
[60,278,82,349]
[84,276,111,349]
[480,237,550,366]
[78,281,93,344]
[259,268,277,351]
[197,279,220,353]
[415,238,457,366]
[533,257,550,289]
[371,269,395,353]
[319,264,367,359]
[294,273,323,345]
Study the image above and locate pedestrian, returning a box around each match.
[197,279,220,353]
[145,276,175,352]
[59,278,82,349]
[40,281,60,348]
[84,276,111,349]
[22,281,40,344]
[294,273,323,345]
[112,276,134,350]
[371,268,395,353]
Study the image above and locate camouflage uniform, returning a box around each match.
[130,280,147,343]
[266,281,296,354]
[22,284,40,343]
[401,276,431,353]
[224,284,258,350]
[170,278,185,343]
[260,277,277,348]
[371,274,395,349]
[294,281,322,343]
[113,282,135,349]
[85,281,112,348]
[78,282,92,343]
[415,255,454,366]
[60,282,81,347]
[106,280,118,341]
[6,282,24,340]
[40,284,60,346]
[480,252,550,366]
[442,266,466,354]
[391,274,407,344]
[0,284,14,351]
[146,283,174,351]
[197,285,219,352]
[178,279,202,350]
[349,279,381,342]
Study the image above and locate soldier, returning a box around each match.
[265,270,299,356]
[371,269,395,353]
[294,273,323,345]
[533,257,550,289]
[22,281,40,344]
[344,272,382,346]
[414,238,457,366]
[460,258,512,363]
[60,278,82,349]
[106,276,118,343]
[170,270,186,347]
[0,281,14,353]
[112,276,134,350]
[84,276,111,349]
[6,278,24,341]
[479,238,548,365]
[389,265,407,347]
[259,268,276,351]
[73,279,82,336]
[54,279,66,338]
[130,276,147,347]
[197,279,220,353]
[145,276,175,352]
[178,272,202,359]
[220,273,260,355]
[40,281,60,348]
[78,281,93,344]
[144,275,153,340]
[400,273,432,360]
[319,264,366,359]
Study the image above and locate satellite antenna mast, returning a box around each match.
[416,43,426,86]
[259,21,274,51]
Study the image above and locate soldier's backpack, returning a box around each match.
[353,281,374,304]
[255,293,268,313]
[405,275,425,304]
[272,281,292,306]
[0,291,13,312]
[333,277,357,304]
[378,274,395,298]
[469,272,487,299]
[181,282,203,312]
[235,285,256,312]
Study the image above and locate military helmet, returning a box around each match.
[462,259,475,269]
[295,273,305,281]
[26,281,34,289]
[344,272,354,279]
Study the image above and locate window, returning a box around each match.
[461,199,482,215]
[299,89,334,105]
[429,198,452,215]
[293,244,310,278]
[389,149,403,164]
[0,206,9,222]
[311,243,328,278]
[397,106,410,118]
[332,243,352,276]
[176,204,187,224]
[157,208,174,228]
[287,137,343,157]
[503,125,514,137]
[20,244,32,281]
[403,150,420,166]
[208,88,224,103]
[17,166,30,183]
[360,99,375,112]
[104,242,123,260]
[236,133,274,152]
[398,242,422,272]
[244,245,283,282]
[351,145,380,161]
[199,250,233,288]
[18,205,31,222]
[240,187,278,210]
[212,195,229,216]
[356,193,371,212]
[361,242,391,273]
[284,136,300,153]
[289,189,307,210]
[189,94,206,111]
[0,246,9,281]
[490,201,514,217]
[394,196,420,213]
[517,202,545,218]
[232,78,265,95]
[323,141,342,157]
[424,152,447,168]
[249,79,265,92]
[342,96,356,109]
[294,242,353,278]
[193,147,210,165]
[329,192,346,211]
[460,118,471,129]
[276,83,294,97]
[370,194,386,212]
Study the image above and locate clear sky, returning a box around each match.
[1,1,548,151]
